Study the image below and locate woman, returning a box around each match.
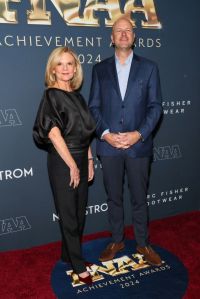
[33,47,96,285]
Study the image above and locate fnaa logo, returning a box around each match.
[153,145,182,161]
[0,0,161,28]
[66,254,167,288]
[51,239,188,298]
[0,216,31,235]
[0,109,22,127]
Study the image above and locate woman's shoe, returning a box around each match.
[85,261,94,268]
[78,273,93,285]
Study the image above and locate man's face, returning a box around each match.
[111,18,135,51]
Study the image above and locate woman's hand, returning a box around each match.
[88,159,94,182]
[69,164,80,188]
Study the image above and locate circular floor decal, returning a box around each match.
[51,238,188,299]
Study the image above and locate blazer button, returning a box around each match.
[120,119,123,124]
[121,104,125,108]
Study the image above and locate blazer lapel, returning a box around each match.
[124,54,140,100]
[108,56,122,100]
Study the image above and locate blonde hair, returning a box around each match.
[45,47,83,90]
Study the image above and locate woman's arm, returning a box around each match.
[48,126,80,188]
[88,147,94,182]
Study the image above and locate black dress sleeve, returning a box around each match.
[33,89,63,145]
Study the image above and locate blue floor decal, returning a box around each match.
[51,238,188,299]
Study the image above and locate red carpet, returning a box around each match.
[0,211,199,299]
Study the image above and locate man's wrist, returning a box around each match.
[136,130,144,142]
[101,129,110,140]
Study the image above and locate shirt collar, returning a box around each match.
[115,51,133,65]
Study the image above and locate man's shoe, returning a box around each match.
[99,242,125,262]
[136,245,162,266]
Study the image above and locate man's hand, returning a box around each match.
[103,131,141,149]
[118,131,141,149]
[103,133,124,148]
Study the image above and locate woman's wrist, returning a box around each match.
[88,158,94,164]
[68,160,77,169]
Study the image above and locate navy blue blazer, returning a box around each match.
[88,53,162,158]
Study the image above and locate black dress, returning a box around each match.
[33,88,95,274]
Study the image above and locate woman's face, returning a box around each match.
[53,52,76,84]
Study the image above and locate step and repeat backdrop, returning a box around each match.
[0,0,199,251]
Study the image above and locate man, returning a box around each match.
[89,17,162,266]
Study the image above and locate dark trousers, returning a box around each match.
[47,150,88,274]
[101,155,150,247]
